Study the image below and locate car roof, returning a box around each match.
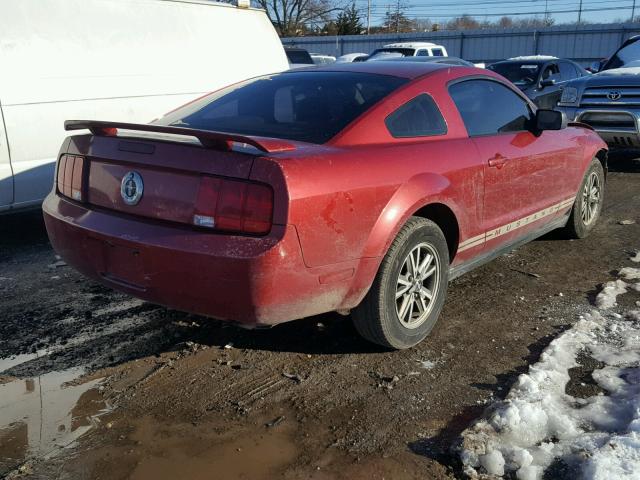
[508,55,558,61]
[376,56,471,65]
[285,61,457,79]
[382,42,440,49]
[492,59,548,66]
[491,58,582,69]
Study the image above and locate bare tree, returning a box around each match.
[412,18,433,32]
[446,15,481,30]
[382,0,413,33]
[255,0,341,36]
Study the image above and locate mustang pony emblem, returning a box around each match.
[120,171,144,205]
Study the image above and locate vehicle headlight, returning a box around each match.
[560,87,579,104]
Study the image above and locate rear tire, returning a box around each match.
[352,217,449,350]
[562,158,605,239]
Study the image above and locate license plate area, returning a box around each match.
[100,241,147,290]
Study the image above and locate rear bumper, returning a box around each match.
[558,106,640,148]
[43,193,359,325]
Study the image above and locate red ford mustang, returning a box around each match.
[43,62,607,349]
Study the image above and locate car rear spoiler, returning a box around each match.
[64,120,297,154]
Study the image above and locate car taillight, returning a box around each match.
[57,154,85,202]
[193,177,273,235]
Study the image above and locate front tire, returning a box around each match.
[352,217,449,349]
[562,158,605,239]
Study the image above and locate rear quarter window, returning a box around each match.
[385,94,447,138]
[286,49,313,65]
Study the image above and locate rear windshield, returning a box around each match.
[488,62,541,86]
[156,72,408,144]
[369,48,416,60]
[602,38,640,70]
[285,49,314,65]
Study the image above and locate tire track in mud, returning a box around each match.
[1,291,168,377]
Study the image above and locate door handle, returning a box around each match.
[488,153,509,169]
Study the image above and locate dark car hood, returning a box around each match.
[569,69,640,88]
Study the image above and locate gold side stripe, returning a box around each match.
[459,236,486,251]
[459,232,486,248]
[458,197,574,253]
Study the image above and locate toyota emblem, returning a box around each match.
[120,171,144,206]
[607,91,622,101]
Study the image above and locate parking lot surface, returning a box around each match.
[1,156,639,479]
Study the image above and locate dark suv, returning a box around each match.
[488,57,589,109]
[555,36,640,149]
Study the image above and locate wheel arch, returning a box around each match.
[412,203,460,262]
[595,148,608,178]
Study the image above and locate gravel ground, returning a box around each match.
[1,155,639,480]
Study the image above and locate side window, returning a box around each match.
[559,61,578,81]
[541,64,560,81]
[385,94,447,138]
[415,49,429,57]
[449,79,533,136]
[431,48,445,57]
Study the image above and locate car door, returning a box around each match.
[535,62,562,108]
[0,104,13,210]
[448,78,577,251]
[558,61,579,83]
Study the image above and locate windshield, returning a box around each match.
[156,72,408,144]
[487,63,541,86]
[369,48,416,60]
[602,38,640,70]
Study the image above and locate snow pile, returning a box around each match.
[593,269,640,309]
[595,279,628,309]
[459,267,640,480]
[620,267,640,281]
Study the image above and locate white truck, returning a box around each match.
[0,0,288,213]
[368,42,448,61]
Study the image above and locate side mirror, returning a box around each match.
[589,61,601,73]
[540,78,556,88]
[535,109,567,131]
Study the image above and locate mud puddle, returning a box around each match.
[62,412,299,480]
[0,365,109,475]
[0,351,50,374]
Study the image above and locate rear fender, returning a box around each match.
[340,172,462,308]
[580,133,608,178]
[361,172,460,259]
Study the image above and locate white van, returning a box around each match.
[0,0,288,213]
[368,42,449,61]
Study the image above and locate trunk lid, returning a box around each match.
[64,121,296,227]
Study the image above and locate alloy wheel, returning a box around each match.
[395,242,440,329]
[581,171,601,226]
